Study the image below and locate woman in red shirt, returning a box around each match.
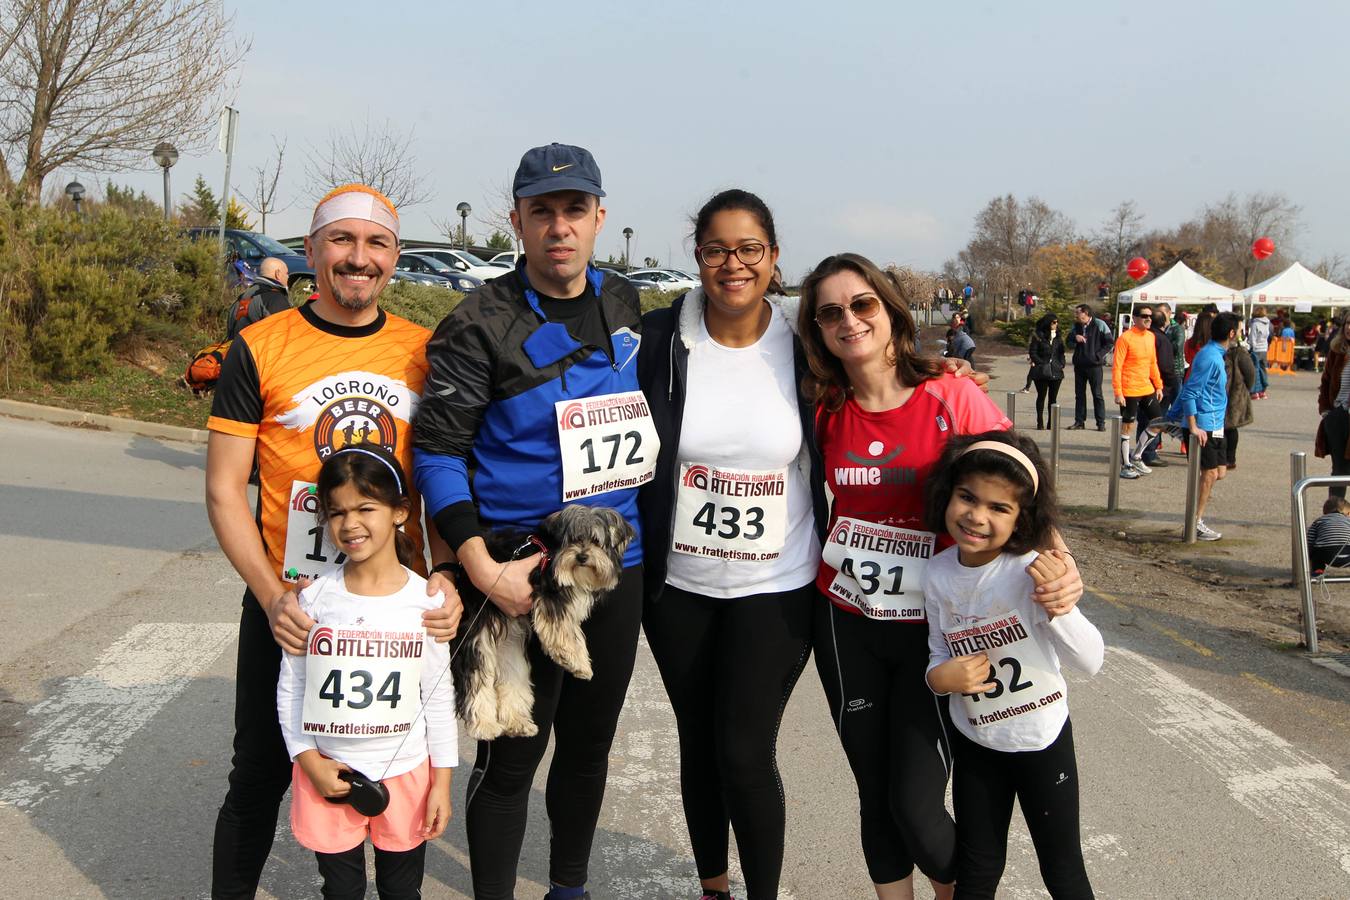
[797,253,1082,900]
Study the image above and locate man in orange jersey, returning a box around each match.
[1111,304,1164,480]
[205,184,462,898]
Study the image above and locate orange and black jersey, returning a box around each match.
[208,303,431,581]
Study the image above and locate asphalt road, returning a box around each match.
[1,416,1348,899]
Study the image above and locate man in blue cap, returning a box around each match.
[414,143,653,900]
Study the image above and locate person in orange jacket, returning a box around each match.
[1112,305,1163,479]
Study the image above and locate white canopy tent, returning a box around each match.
[1115,261,1244,312]
[1242,261,1350,312]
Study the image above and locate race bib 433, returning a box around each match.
[672,463,788,560]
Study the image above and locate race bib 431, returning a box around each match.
[821,517,934,620]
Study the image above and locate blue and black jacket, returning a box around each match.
[413,263,646,567]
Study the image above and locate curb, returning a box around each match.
[0,398,209,444]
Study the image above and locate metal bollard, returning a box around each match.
[1106,415,1122,512]
[1291,451,1307,577]
[1005,391,1017,425]
[1048,404,1061,486]
[1182,431,1202,543]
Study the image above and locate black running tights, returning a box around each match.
[950,719,1094,900]
[642,582,814,899]
[813,598,957,885]
[315,842,426,900]
[464,564,644,899]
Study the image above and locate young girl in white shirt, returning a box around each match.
[922,431,1103,900]
[277,446,456,899]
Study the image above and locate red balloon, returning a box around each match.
[1252,237,1275,260]
[1127,257,1150,280]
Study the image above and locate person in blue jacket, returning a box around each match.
[1134,312,1237,541]
[413,143,655,900]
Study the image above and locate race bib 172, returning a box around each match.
[555,391,660,501]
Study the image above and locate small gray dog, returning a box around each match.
[449,505,634,740]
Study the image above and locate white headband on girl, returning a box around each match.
[334,447,405,496]
[958,440,1040,496]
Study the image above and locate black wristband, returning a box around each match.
[431,561,459,576]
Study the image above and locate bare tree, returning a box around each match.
[1312,253,1348,285]
[244,136,290,234]
[478,176,519,253]
[1201,191,1301,287]
[305,117,429,209]
[0,0,246,203]
[960,194,1074,294]
[1094,200,1145,287]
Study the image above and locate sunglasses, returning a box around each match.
[1135,313,1153,319]
[815,296,883,327]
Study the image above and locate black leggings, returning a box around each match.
[950,719,1094,900]
[464,564,644,899]
[1034,378,1062,423]
[813,598,957,885]
[643,582,814,899]
[212,593,293,899]
[1323,407,1350,498]
[315,842,426,900]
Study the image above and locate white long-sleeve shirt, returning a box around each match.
[924,547,1103,752]
[278,567,457,778]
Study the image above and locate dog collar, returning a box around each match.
[527,535,550,572]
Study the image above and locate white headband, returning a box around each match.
[309,189,399,240]
[959,440,1040,495]
[333,447,405,496]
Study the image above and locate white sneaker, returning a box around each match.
[1131,456,1153,475]
[1119,466,1140,480]
[1196,520,1221,541]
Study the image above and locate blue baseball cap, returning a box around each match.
[513,143,605,199]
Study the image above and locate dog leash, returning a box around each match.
[373,537,542,783]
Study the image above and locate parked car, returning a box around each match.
[599,269,660,292]
[396,253,483,292]
[626,268,700,292]
[185,227,315,291]
[401,247,504,281]
[488,251,520,268]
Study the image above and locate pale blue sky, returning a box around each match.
[93,0,1350,279]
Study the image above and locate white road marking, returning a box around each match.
[1102,647,1350,876]
[0,622,237,810]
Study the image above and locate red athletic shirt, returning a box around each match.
[815,374,1010,615]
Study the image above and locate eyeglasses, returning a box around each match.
[696,242,768,268]
[815,296,883,327]
[1134,313,1152,319]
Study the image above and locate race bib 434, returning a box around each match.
[302,622,426,737]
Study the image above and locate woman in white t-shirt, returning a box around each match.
[636,190,826,900]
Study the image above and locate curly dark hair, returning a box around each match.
[797,252,945,411]
[316,446,415,568]
[923,429,1059,556]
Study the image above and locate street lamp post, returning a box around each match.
[622,227,633,273]
[65,179,85,216]
[152,141,179,222]
[456,202,472,253]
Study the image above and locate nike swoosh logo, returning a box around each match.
[551,164,574,172]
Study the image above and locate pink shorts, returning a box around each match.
[290,758,430,853]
